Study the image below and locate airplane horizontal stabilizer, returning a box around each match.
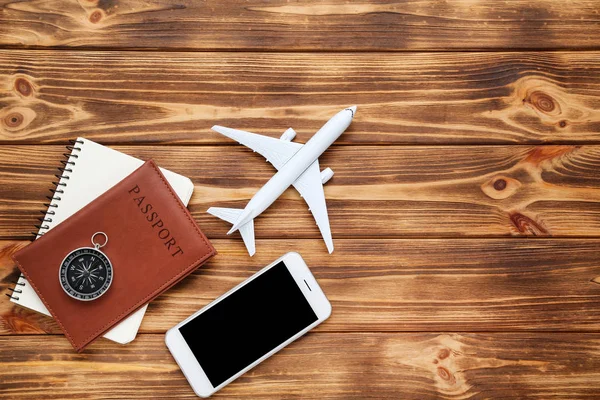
[207,207,256,256]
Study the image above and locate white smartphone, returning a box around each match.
[165,252,332,398]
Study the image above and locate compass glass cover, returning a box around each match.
[59,248,113,301]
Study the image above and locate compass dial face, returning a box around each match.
[59,247,113,301]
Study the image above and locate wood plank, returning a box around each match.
[1,51,600,144]
[1,1,599,51]
[1,333,599,399]
[2,238,600,334]
[0,145,599,239]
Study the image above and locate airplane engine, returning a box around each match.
[280,128,297,141]
[321,168,334,184]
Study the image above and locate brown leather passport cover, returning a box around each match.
[13,160,216,352]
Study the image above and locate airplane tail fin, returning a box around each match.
[207,207,256,256]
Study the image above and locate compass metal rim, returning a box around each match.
[58,246,113,301]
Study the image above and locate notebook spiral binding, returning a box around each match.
[5,139,84,301]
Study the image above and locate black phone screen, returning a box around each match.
[179,261,318,388]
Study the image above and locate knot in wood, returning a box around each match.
[4,112,23,128]
[493,179,507,191]
[438,348,451,359]
[15,78,32,96]
[90,10,103,23]
[481,176,521,200]
[527,91,556,113]
[509,212,549,236]
[437,366,456,385]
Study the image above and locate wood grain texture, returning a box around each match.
[1,1,599,51]
[0,145,599,239]
[1,333,600,399]
[2,238,600,334]
[1,51,600,145]
[2,2,600,397]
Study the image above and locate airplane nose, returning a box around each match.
[345,105,357,117]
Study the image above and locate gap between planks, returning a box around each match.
[1,46,600,54]
[6,330,600,337]
[6,142,600,147]
[7,235,600,241]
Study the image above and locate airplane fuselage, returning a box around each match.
[231,107,355,231]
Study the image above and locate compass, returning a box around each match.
[59,232,113,301]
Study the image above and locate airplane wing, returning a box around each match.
[212,125,303,170]
[292,159,334,253]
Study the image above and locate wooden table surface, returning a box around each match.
[1,1,600,398]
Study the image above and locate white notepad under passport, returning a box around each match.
[9,138,194,344]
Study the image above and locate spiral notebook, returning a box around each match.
[7,138,195,344]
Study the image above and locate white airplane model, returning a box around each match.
[208,106,357,256]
